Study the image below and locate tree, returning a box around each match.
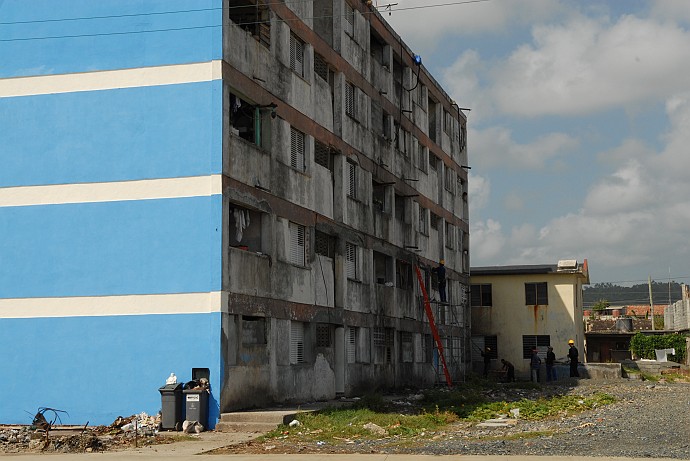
[593,299,609,312]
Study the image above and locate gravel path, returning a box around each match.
[399,380,690,459]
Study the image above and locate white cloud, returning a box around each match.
[650,0,690,24]
[470,219,505,261]
[381,0,568,53]
[467,172,490,212]
[469,126,579,170]
[490,15,690,117]
[471,93,690,279]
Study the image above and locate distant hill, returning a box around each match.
[583,281,682,308]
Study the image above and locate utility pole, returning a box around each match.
[648,276,654,331]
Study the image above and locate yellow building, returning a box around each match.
[470,260,589,378]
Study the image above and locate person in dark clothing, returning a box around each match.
[432,259,447,303]
[530,348,542,382]
[480,347,492,377]
[568,339,580,377]
[545,346,557,382]
[501,359,515,382]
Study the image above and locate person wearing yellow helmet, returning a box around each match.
[567,339,579,377]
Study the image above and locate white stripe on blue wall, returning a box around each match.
[0,61,222,98]
[0,291,225,319]
[0,175,222,208]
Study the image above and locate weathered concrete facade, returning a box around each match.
[220,0,470,410]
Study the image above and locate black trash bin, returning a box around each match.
[158,383,184,431]
[183,389,208,430]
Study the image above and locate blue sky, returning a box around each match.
[384,0,690,285]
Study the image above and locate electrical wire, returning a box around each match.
[0,0,491,42]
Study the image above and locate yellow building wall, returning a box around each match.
[471,273,585,376]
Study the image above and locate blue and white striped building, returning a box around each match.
[1,0,471,429]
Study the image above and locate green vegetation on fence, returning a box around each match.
[629,332,687,362]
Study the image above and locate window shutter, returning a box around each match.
[347,327,356,363]
[347,161,356,198]
[344,1,354,35]
[290,33,304,77]
[290,127,305,170]
[345,83,355,118]
[345,242,356,279]
[289,222,305,266]
[290,321,305,364]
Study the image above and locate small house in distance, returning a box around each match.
[470,260,589,378]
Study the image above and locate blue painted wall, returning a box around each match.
[0,81,223,187]
[0,195,223,298]
[0,312,223,428]
[0,0,223,78]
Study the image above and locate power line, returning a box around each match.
[0,0,491,42]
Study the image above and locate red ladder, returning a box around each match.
[414,265,453,388]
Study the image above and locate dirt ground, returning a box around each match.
[4,378,690,458]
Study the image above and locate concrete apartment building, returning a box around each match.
[470,260,589,378]
[0,0,469,428]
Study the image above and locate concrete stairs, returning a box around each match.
[215,409,310,433]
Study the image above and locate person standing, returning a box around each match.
[432,259,447,303]
[568,339,580,377]
[530,348,542,383]
[480,347,492,378]
[545,346,557,382]
[501,359,515,382]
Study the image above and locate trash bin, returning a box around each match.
[183,389,208,430]
[158,383,184,431]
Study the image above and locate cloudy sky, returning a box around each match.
[384,0,690,285]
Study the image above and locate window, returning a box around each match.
[288,222,306,266]
[290,321,306,364]
[400,331,413,363]
[230,93,266,146]
[290,127,305,171]
[459,123,467,151]
[417,142,427,173]
[290,33,304,77]
[346,326,358,363]
[345,82,356,119]
[229,204,262,251]
[525,282,548,305]
[396,260,413,290]
[314,139,333,171]
[315,230,336,258]
[228,0,270,48]
[429,153,439,171]
[418,205,428,235]
[430,212,440,231]
[242,316,266,345]
[374,327,394,364]
[422,334,433,363]
[443,109,452,134]
[316,324,331,347]
[372,180,388,213]
[444,166,455,193]
[522,335,550,359]
[445,221,455,249]
[470,284,492,307]
[347,160,357,198]
[344,1,354,36]
[373,251,391,284]
[471,335,498,361]
[314,53,329,82]
[345,242,358,280]
[394,194,406,221]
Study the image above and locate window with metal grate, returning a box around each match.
[290,127,305,171]
[314,53,328,82]
[344,1,354,36]
[522,335,550,359]
[316,324,331,347]
[314,139,333,171]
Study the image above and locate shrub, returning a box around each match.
[629,332,687,362]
